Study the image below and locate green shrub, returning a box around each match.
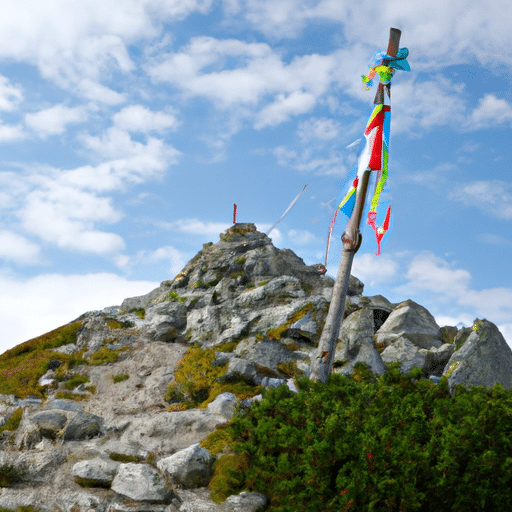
[210,362,512,511]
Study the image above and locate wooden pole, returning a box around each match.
[310,28,401,384]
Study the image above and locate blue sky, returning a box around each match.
[0,0,511,354]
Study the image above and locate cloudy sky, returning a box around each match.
[0,0,511,354]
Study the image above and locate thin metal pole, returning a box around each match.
[310,28,401,384]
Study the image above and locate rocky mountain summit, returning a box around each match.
[1,223,511,512]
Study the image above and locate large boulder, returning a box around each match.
[334,307,386,377]
[375,299,442,350]
[111,463,175,503]
[157,444,215,488]
[72,457,120,488]
[443,319,512,396]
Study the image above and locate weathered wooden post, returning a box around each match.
[310,28,402,384]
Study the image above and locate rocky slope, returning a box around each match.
[0,223,511,512]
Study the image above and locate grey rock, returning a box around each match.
[112,409,229,457]
[157,444,215,488]
[14,411,42,450]
[111,463,175,503]
[224,358,257,384]
[423,343,456,376]
[219,491,267,512]
[30,411,67,438]
[145,301,188,342]
[334,307,386,377]
[73,457,120,487]
[206,393,238,420]
[213,352,238,367]
[443,319,512,396]
[380,337,429,375]
[375,299,443,351]
[44,398,84,412]
[63,411,104,441]
[17,396,43,408]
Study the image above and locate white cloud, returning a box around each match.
[112,105,180,134]
[0,123,25,142]
[0,75,23,111]
[288,229,317,245]
[164,219,231,238]
[392,77,467,135]
[0,0,215,101]
[403,252,471,297]
[20,184,125,254]
[255,92,316,129]
[350,252,399,286]
[148,36,339,127]
[0,231,41,264]
[25,103,89,137]
[117,245,190,278]
[0,272,159,355]
[469,94,512,129]
[460,288,512,325]
[449,180,512,220]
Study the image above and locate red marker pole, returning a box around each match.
[233,203,237,224]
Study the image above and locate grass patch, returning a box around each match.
[164,344,261,410]
[64,374,90,390]
[0,408,23,434]
[0,323,85,399]
[129,308,145,319]
[113,374,130,383]
[109,453,142,463]
[55,392,89,401]
[266,303,313,341]
[106,318,135,330]
[88,346,121,365]
[0,465,23,487]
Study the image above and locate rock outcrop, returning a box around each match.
[0,223,510,511]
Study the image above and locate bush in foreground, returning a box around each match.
[207,362,512,511]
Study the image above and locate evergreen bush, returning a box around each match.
[211,362,512,511]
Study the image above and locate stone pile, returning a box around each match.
[0,223,510,511]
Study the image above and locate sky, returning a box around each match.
[0,0,511,355]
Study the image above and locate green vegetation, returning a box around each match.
[0,508,41,512]
[266,303,313,341]
[164,290,189,303]
[235,256,247,265]
[0,465,23,487]
[113,374,130,383]
[0,408,23,434]
[109,453,142,463]
[129,308,145,319]
[88,346,121,365]
[55,391,89,401]
[64,374,90,390]
[165,344,261,410]
[106,318,135,330]
[74,476,111,489]
[0,322,84,399]
[208,362,512,511]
